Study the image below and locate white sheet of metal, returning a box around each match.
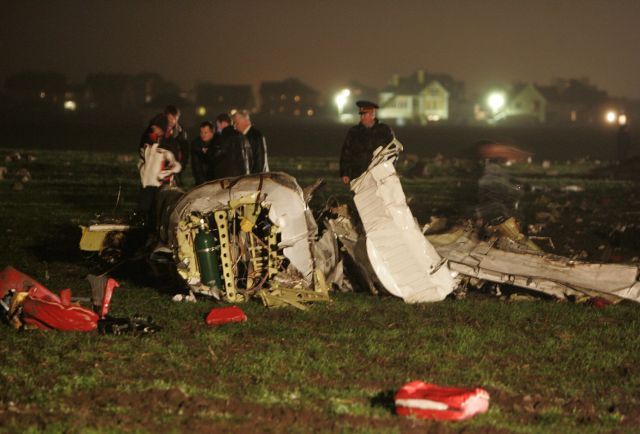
[351,142,456,303]
[433,231,640,303]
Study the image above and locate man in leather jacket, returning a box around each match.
[232,109,269,173]
[208,113,251,179]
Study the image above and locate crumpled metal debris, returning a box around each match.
[349,139,457,303]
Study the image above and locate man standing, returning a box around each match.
[190,121,215,185]
[232,109,269,173]
[135,105,183,227]
[208,113,251,179]
[339,100,394,185]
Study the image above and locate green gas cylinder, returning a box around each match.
[194,223,222,289]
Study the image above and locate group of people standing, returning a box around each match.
[190,110,269,185]
[134,100,394,227]
[135,105,269,226]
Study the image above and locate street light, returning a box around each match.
[618,114,628,126]
[334,88,350,116]
[605,110,617,124]
[487,92,506,113]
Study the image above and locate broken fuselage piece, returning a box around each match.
[160,172,340,305]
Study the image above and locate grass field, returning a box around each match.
[1,148,640,433]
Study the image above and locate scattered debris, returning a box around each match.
[0,266,157,334]
[395,381,490,421]
[4,152,21,163]
[561,185,585,192]
[205,306,247,326]
[172,293,197,303]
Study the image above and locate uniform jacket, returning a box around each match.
[339,119,394,180]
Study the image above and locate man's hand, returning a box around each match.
[341,176,350,185]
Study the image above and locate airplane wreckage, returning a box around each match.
[79,139,640,309]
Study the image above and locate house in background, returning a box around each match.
[259,78,320,117]
[488,83,547,124]
[83,73,181,114]
[378,70,467,125]
[538,78,609,124]
[4,71,67,111]
[194,83,254,119]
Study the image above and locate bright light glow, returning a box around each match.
[39,91,46,99]
[334,88,351,114]
[63,100,77,111]
[197,106,206,117]
[487,92,506,113]
[605,110,617,124]
[427,114,441,122]
[306,109,314,116]
[618,114,628,125]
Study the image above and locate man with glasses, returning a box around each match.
[339,100,394,185]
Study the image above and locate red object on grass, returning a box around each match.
[395,381,490,421]
[100,278,120,318]
[1,266,100,331]
[21,287,99,332]
[205,306,247,326]
[589,296,610,309]
[0,265,57,300]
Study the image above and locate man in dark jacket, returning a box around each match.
[232,109,269,173]
[191,121,215,185]
[208,113,251,179]
[339,100,394,184]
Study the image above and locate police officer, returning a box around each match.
[339,100,394,185]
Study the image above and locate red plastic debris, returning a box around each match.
[205,306,247,326]
[0,266,114,332]
[588,296,610,309]
[99,278,120,318]
[395,381,490,421]
[21,287,99,332]
[0,265,57,300]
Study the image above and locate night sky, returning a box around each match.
[2,0,639,98]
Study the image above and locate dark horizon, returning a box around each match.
[2,0,640,99]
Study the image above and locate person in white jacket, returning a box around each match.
[133,107,183,228]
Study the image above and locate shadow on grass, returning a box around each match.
[370,389,397,415]
[30,223,84,263]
